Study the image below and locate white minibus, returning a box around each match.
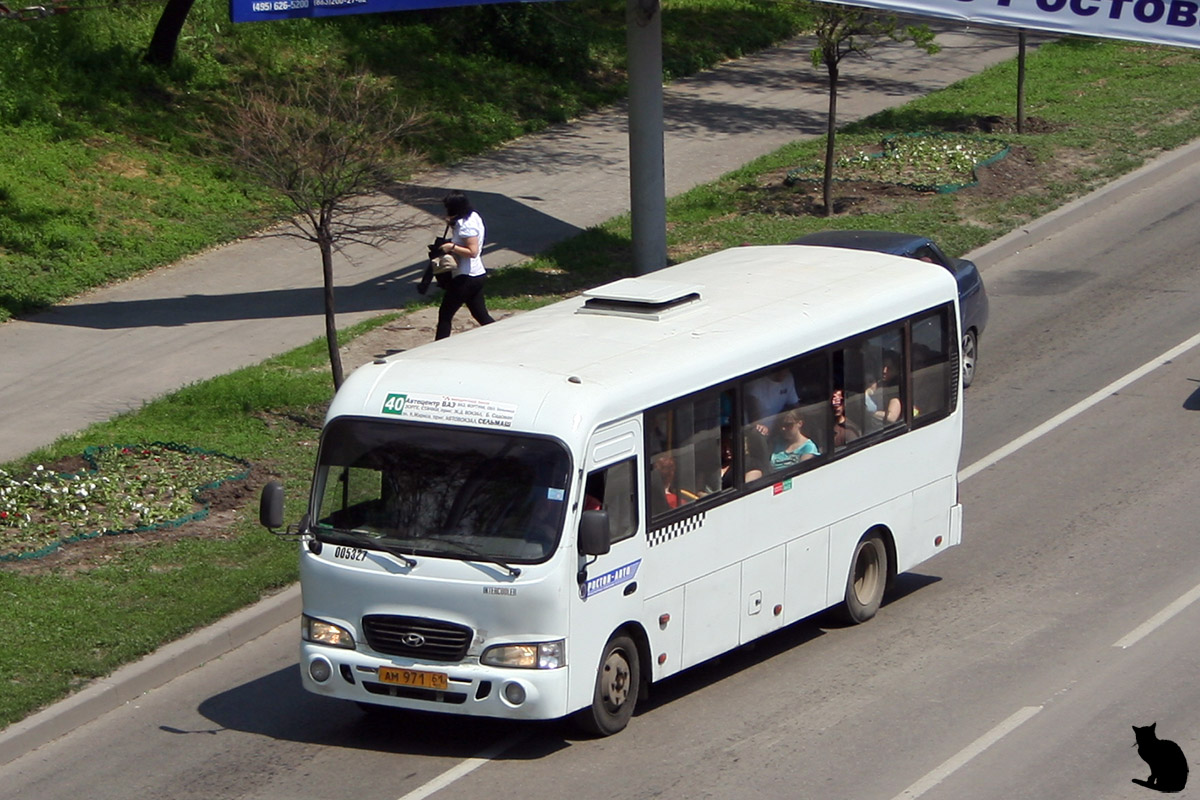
[260,244,964,735]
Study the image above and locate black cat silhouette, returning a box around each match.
[1132,723,1189,793]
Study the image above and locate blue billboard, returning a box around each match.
[231,0,559,24]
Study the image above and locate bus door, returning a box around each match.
[568,419,644,708]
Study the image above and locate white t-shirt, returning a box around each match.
[451,211,486,277]
[745,372,799,421]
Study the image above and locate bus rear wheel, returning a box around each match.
[840,533,887,624]
[574,632,640,737]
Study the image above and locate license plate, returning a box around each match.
[377,666,449,691]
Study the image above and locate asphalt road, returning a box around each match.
[3,110,1200,800]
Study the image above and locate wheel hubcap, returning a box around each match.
[601,650,631,709]
[962,332,977,385]
[853,544,881,603]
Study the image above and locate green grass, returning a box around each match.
[0,0,810,322]
[3,27,1200,730]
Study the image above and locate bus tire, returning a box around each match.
[840,533,888,624]
[574,632,640,737]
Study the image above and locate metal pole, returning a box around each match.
[626,0,666,274]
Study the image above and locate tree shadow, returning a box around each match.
[19,184,586,331]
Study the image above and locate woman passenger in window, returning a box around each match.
[770,410,819,470]
[832,389,861,447]
[866,355,903,425]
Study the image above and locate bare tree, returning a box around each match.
[206,73,424,388]
[1016,29,1027,134]
[808,4,938,216]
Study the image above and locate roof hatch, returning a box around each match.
[577,278,702,321]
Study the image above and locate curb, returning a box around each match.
[965,137,1200,268]
[0,584,300,768]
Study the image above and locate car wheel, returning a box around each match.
[962,329,978,388]
[573,632,640,736]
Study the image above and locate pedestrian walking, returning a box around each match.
[435,190,495,340]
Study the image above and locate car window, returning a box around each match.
[910,244,944,267]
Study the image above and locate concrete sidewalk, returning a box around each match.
[0,25,1027,464]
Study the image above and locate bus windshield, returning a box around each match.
[312,417,572,564]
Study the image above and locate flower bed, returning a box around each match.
[785,132,1010,193]
[0,443,251,561]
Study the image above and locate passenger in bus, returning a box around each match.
[709,433,765,492]
[865,355,903,425]
[651,453,681,511]
[770,410,820,469]
[745,368,799,437]
[831,389,861,447]
[583,471,605,511]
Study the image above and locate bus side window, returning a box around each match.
[757,353,830,472]
[837,327,905,436]
[586,458,638,544]
[911,306,955,422]
[646,390,728,518]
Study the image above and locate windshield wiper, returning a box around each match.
[317,527,418,568]
[429,537,521,578]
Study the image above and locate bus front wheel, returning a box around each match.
[574,632,640,736]
[840,533,888,624]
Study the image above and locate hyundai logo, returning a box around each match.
[402,632,426,648]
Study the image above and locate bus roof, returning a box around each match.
[329,245,958,441]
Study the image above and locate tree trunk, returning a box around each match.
[822,62,840,218]
[320,234,345,390]
[1016,30,1027,134]
[144,0,196,68]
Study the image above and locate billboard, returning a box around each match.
[817,0,1200,50]
[231,0,559,24]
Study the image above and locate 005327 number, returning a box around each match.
[333,546,367,562]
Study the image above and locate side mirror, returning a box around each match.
[260,481,284,530]
[578,509,611,557]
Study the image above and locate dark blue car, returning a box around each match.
[789,230,989,387]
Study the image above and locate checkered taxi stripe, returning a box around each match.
[647,512,706,547]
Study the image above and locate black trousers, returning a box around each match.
[436,274,495,340]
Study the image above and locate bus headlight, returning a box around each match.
[481,640,565,669]
[301,614,355,649]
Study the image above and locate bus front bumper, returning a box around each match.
[298,643,571,721]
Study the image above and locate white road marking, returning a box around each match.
[1113,581,1200,649]
[890,706,1043,800]
[395,733,528,800]
[959,329,1200,483]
